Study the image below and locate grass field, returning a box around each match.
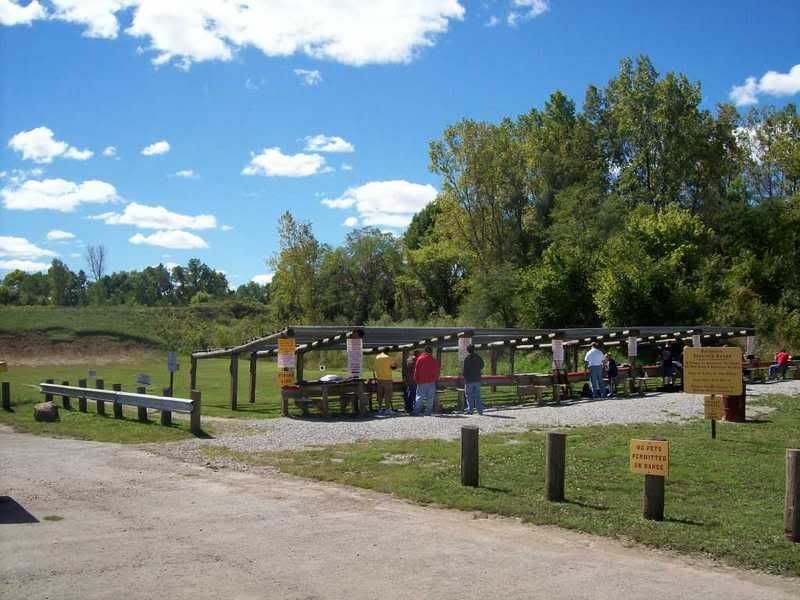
[201,394,800,576]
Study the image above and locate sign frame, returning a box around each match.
[683,347,743,396]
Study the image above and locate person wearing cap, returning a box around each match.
[584,342,606,399]
[373,351,397,414]
[462,344,485,414]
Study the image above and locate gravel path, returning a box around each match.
[151,380,797,462]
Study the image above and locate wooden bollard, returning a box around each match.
[643,474,665,521]
[136,386,148,422]
[45,379,54,403]
[161,387,173,426]
[785,449,800,542]
[112,383,123,418]
[78,378,87,412]
[95,379,105,415]
[190,389,201,435]
[545,432,567,502]
[461,425,479,487]
[60,381,71,410]
[2,381,10,411]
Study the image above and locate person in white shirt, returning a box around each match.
[584,342,606,399]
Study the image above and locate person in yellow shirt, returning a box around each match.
[373,351,397,414]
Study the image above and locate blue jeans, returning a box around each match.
[768,363,786,379]
[589,366,606,398]
[414,383,436,415]
[464,382,485,413]
[404,383,416,413]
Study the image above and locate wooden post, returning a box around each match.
[112,383,123,418]
[436,343,443,370]
[95,379,105,415]
[461,425,479,487]
[249,353,257,403]
[357,379,368,416]
[136,386,148,422]
[61,380,71,410]
[229,353,239,410]
[711,418,716,439]
[169,370,175,397]
[78,378,87,412]
[190,389,202,434]
[190,355,198,390]
[281,389,290,417]
[2,381,10,411]
[45,378,54,403]
[545,432,567,502]
[643,474,665,521]
[785,449,800,542]
[509,346,516,376]
[490,349,498,392]
[321,386,330,417]
[296,351,305,383]
[161,386,172,425]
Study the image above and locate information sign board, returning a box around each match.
[683,347,743,395]
[630,439,669,478]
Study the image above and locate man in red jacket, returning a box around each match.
[413,346,440,416]
[768,349,791,380]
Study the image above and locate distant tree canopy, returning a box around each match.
[4,56,799,348]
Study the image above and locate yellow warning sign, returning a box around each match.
[704,394,723,420]
[278,337,296,353]
[683,347,743,395]
[277,369,295,387]
[630,439,669,478]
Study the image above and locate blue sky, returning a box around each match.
[1,0,799,288]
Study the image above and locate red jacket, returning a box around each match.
[414,352,440,384]
[776,351,790,365]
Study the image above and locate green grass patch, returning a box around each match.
[202,395,800,576]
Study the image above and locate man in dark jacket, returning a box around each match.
[462,344,485,414]
[403,350,420,413]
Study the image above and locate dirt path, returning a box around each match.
[1,427,797,600]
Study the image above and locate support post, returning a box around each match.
[786,449,800,542]
[2,381,10,411]
[461,425,479,487]
[61,380,71,410]
[436,343,443,370]
[136,386,149,421]
[296,351,305,383]
[249,353,257,403]
[490,349,498,392]
[190,389,202,434]
[45,379,54,403]
[95,379,105,415]
[643,474,665,521]
[357,379,368,416]
[545,432,567,502]
[112,383,123,418]
[509,346,516,376]
[161,386,172,425]
[229,353,239,410]
[190,355,198,391]
[78,378,87,412]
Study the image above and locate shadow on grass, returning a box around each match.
[480,485,511,493]
[564,499,609,511]
[665,516,708,527]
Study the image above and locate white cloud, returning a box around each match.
[174,169,198,178]
[251,273,274,285]
[322,180,437,228]
[0,235,57,259]
[343,216,359,227]
[294,68,322,86]
[8,126,93,163]
[1,178,118,211]
[141,139,170,155]
[102,145,117,157]
[508,0,549,25]
[242,147,329,177]
[0,259,50,272]
[485,15,499,27]
[69,252,82,258]
[91,202,217,230]
[0,0,46,26]
[221,224,233,231]
[341,163,353,171]
[46,229,76,241]
[129,230,208,249]
[304,134,354,153]
[730,64,800,106]
[50,0,135,38]
[245,77,265,90]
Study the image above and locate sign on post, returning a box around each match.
[627,336,638,357]
[277,337,296,387]
[629,439,669,478]
[458,336,472,365]
[683,347,743,395]
[136,373,151,386]
[704,394,723,420]
[87,369,97,380]
[167,351,179,373]
[347,336,363,378]
[551,339,564,368]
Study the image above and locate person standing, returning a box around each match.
[413,346,440,416]
[462,344,485,414]
[661,344,674,387]
[605,353,618,397]
[403,350,420,414]
[373,351,396,414]
[584,342,606,399]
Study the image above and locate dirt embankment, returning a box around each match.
[0,333,159,366]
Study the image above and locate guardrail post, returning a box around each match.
[230,353,239,411]
[60,380,71,410]
[545,432,567,502]
[461,425,479,487]
[786,449,800,542]
[95,379,105,415]
[78,378,87,412]
[190,389,201,434]
[45,379,54,403]
[112,383,123,418]
[136,386,149,422]
[161,387,173,425]
[249,353,257,404]
[2,381,10,411]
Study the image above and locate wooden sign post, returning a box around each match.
[704,394,723,439]
[630,438,669,521]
